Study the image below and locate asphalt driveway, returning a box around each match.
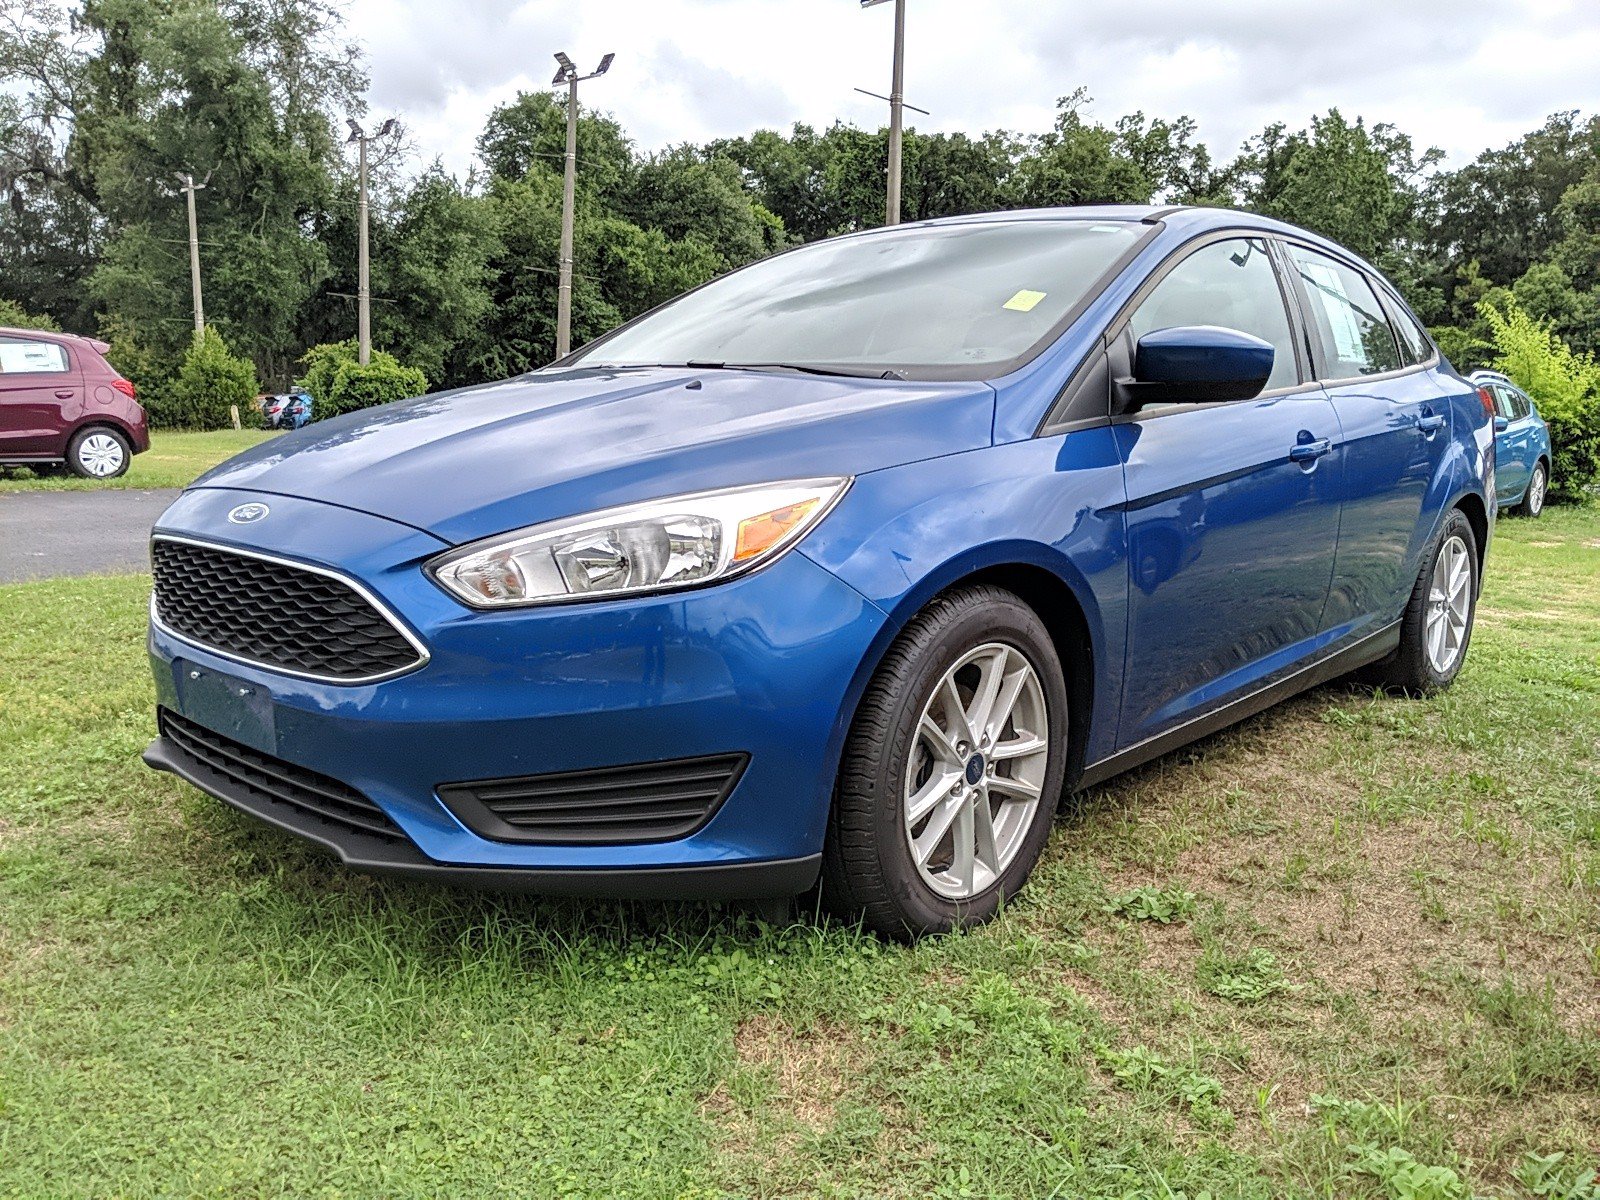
[0,488,179,583]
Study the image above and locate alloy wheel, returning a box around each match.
[1425,534,1472,675]
[78,433,126,477]
[902,642,1050,900]
[1527,466,1546,516]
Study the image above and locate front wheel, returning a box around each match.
[1366,509,1479,695]
[1515,462,1547,518]
[66,426,131,479]
[821,585,1068,937]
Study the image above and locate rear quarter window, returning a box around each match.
[0,338,70,374]
[1381,290,1435,367]
[1286,245,1403,379]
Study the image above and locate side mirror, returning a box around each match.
[1120,325,1275,410]
[1493,416,1509,433]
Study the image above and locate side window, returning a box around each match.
[1490,385,1518,421]
[0,337,70,374]
[1382,289,1434,366]
[1129,238,1299,391]
[1510,389,1532,419]
[1286,246,1403,378]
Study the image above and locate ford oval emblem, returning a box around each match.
[228,502,270,525]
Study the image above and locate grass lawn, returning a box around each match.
[0,428,276,493]
[1,509,1596,1198]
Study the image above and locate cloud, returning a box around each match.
[343,0,1600,178]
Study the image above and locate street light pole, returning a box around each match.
[346,117,395,366]
[552,51,614,360]
[176,171,209,337]
[860,0,912,226]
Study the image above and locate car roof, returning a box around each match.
[0,325,107,350]
[900,204,1387,277]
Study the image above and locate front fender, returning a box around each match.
[801,431,1130,764]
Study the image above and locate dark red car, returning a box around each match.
[0,326,149,478]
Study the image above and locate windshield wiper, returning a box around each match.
[684,360,907,381]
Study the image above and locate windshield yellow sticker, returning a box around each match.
[1003,289,1047,312]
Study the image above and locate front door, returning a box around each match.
[0,336,78,458]
[1113,236,1343,747]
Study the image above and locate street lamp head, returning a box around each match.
[595,52,614,76]
[346,117,364,143]
[378,118,396,137]
[553,50,576,84]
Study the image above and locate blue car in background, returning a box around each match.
[142,206,1495,936]
[1471,369,1552,517]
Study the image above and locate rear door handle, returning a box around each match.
[1418,412,1445,433]
[1289,437,1333,463]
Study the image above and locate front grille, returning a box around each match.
[158,708,410,843]
[438,754,749,845]
[152,538,424,683]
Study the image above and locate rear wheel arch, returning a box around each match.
[1453,491,1489,585]
[67,415,141,448]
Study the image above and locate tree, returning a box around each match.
[1231,109,1441,268]
[372,167,499,385]
[2,0,363,382]
[1428,112,1600,296]
[620,146,783,269]
[1009,90,1153,207]
[477,90,631,199]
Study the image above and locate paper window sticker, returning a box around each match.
[1003,289,1047,313]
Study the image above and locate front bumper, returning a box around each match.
[146,487,888,897]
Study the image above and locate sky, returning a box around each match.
[348,0,1600,177]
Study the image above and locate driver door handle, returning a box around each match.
[1289,437,1332,463]
[1418,411,1445,434]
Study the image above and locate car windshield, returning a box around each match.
[570,219,1146,380]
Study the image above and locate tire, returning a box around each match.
[1365,509,1479,696]
[66,426,131,479]
[820,585,1069,938]
[1514,462,1547,518]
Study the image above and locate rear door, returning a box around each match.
[1282,244,1449,638]
[1113,235,1343,746]
[0,335,79,458]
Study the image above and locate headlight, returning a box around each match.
[427,478,851,608]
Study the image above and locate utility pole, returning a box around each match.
[176,172,210,337]
[858,0,925,226]
[552,51,614,360]
[346,117,395,365]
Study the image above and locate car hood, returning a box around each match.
[192,366,995,545]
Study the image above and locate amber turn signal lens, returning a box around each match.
[733,498,822,563]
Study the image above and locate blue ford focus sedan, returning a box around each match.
[144,205,1495,936]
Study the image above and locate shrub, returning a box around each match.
[96,313,180,425]
[295,339,428,419]
[164,328,259,430]
[1481,300,1600,497]
[0,299,60,331]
